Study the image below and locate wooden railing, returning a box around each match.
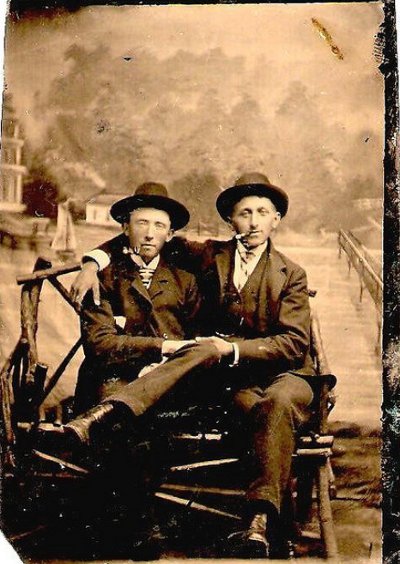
[0,258,82,468]
[338,229,382,354]
[338,229,382,316]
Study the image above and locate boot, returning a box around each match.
[65,402,115,446]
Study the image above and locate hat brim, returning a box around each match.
[110,194,190,230]
[216,183,289,220]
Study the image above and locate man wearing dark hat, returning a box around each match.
[67,181,221,427]
[68,173,314,558]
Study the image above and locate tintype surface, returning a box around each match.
[0,1,397,563]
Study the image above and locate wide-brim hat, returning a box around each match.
[216,172,289,220]
[110,182,190,230]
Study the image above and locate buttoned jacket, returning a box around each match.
[194,238,314,375]
[95,234,314,376]
[81,250,200,376]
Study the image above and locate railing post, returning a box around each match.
[359,260,364,303]
[347,255,352,277]
[18,259,52,422]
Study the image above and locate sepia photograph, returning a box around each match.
[0,1,394,562]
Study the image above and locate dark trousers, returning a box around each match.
[101,344,313,516]
[233,374,313,514]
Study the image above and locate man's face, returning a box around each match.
[123,207,173,262]
[229,196,281,249]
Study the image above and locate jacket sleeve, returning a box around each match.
[82,234,207,273]
[81,279,163,366]
[182,273,202,338]
[236,267,311,368]
[162,237,208,274]
[82,234,126,270]
[98,234,126,255]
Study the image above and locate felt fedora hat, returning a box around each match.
[216,172,289,220]
[110,182,190,230]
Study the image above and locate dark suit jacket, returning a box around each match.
[75,249,200,412]
[94,234,314,377]
[196,238,314,376]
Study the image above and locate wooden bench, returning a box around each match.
[0,258,339,558]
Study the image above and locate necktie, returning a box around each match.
[122,246,156,289]
[138,265,156,289]
[237,250,255,292]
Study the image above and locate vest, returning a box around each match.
[217,250,269,338]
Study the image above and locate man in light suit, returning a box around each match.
[68,173,314,558]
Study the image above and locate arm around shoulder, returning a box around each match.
[71,234,126,304]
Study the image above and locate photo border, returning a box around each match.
[1,1,398,561]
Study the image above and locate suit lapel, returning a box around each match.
[148,261,176,301]
[131,276,153,305]
[117,254,153,306]
[148,261,181,338]
[263,242,287,319]
[214,240,235,293]
[121,254,178,306]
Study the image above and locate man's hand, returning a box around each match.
[195,336,234,357]
[70,261,100,306]
[162,339,196,356]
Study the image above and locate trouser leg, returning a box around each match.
[104,343,221,416]
[234,373,313,516]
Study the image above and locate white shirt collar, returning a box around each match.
[233,239,268,291]
[236,240,268,260]
[129,250,160,270]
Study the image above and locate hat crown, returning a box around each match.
[134,182,169,198]
[234,172,271,186]
[111,180,190,229]
[216,171,289,220]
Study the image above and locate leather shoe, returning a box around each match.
[34,402,133,470]
[246,512,270,558]
[229,513,270,558]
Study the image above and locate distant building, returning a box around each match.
[0,99,27,212]
[86,193,126,226]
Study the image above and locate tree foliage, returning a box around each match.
[22,43,381,232]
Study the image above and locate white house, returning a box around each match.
[86,193,126,227]
[0,113,27,213]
